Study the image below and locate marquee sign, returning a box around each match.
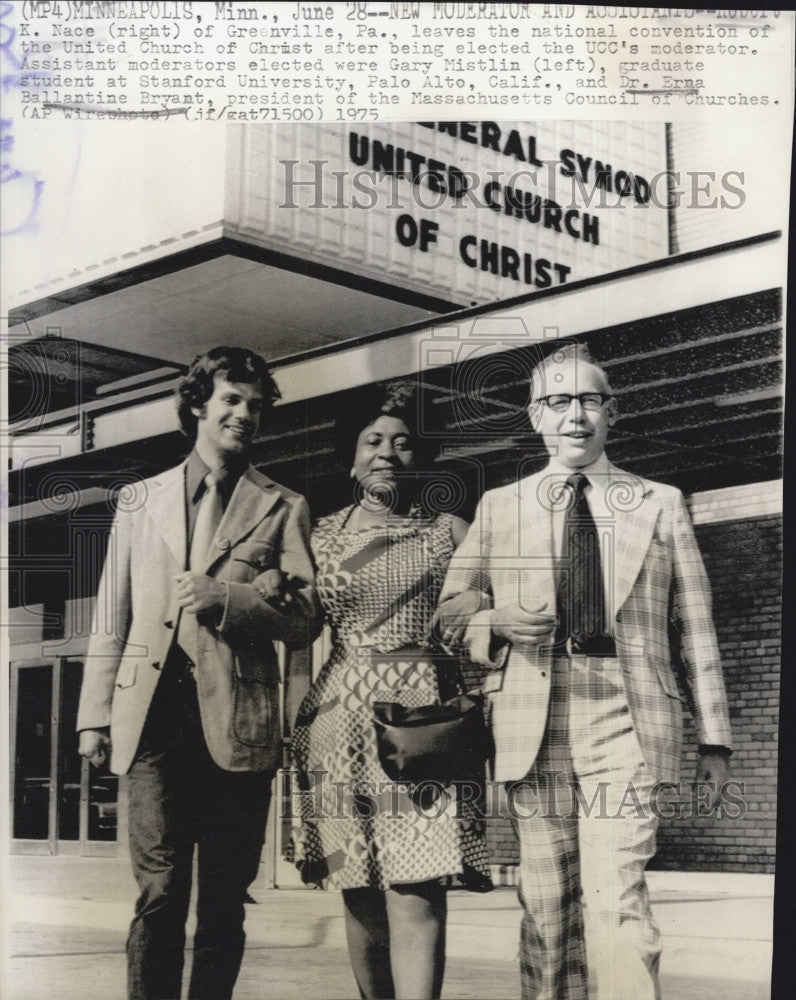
[225,120,669,307]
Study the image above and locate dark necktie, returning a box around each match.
[554,472,609,651]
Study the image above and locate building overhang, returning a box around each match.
[7,230,783,523]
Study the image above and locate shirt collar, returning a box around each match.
[185,450,247,503]
[545,451,611,485]
[186,450,210,504]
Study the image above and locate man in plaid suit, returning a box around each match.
[436,346,731,1000]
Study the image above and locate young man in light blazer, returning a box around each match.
[437,346,732,1000]
[77,346,320,1000]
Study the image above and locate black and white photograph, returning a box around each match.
[1,5,792,999]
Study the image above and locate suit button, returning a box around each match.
[217,536,231,550]
[164,620,173,629]
[540,671,547,679]
[152,662,162,670]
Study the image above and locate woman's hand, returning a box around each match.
[431,590,490,648]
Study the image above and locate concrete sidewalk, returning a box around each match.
[5,856,774,999]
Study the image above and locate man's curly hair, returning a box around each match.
[176,346,280,440]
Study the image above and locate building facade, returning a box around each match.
[7,121,782,882]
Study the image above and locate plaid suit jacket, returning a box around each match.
[439,465,732,783]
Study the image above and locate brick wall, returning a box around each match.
[655,511,780,873]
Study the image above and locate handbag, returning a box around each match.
[372,643,493,785]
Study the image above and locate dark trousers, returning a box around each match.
[126,670,272,1000]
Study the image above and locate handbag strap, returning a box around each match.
[420,634,480,703]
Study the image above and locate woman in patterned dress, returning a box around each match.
[290,381,492,1000]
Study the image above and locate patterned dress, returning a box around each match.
[290,504,492,892]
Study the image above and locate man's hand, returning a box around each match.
[254,568,299,610]
[175,572,226,615]
[431,591,489,647]
[696,753,731,811]
[79,728,111,768]
[491,602,557,646]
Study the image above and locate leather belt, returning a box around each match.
[551,636,617,658]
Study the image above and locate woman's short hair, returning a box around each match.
[333,379,443,469]
[176,346,280,440]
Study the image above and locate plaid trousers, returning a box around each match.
[508,655,661,1000]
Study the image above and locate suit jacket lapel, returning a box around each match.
[517,472,557,613]
[515,464,662,618]
[201,467,280,573]
[146,463,188,570]
[610,467,662,613]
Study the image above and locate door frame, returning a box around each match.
[9,640,120,858]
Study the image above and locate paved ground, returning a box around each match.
[4,856,775,999]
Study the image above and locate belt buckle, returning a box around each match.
[567,637,616,658]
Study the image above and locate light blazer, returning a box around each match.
[76,462,321,775]
[439,465,732,783]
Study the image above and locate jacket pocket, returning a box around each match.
[233,541,276,572]
[115,661,137,689]
[653,658,684,701]
[232,653,280,747]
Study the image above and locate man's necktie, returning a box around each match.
[177,472,223,662]
[554,472,609,651]
[189,472,223,571]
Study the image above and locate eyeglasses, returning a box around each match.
[533,393,613,413]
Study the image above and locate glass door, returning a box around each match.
[11,658,120,855]
[12,664,54,848]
